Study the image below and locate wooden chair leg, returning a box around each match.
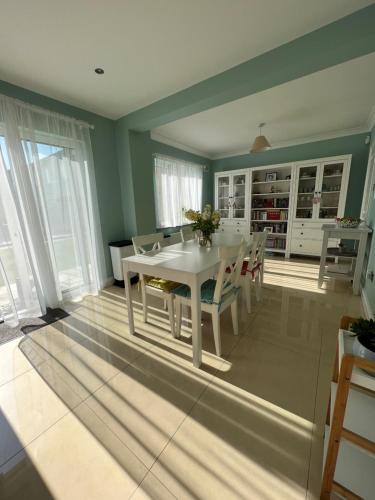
[231,299,239,336]
[167,294,176,338]
[141,282,147,323]
[175,298,182,337]
[212,310,222,357]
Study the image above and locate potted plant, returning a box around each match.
[183,205,221,247]
[350,318,375,376]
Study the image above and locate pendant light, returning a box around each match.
[250,123,271,153]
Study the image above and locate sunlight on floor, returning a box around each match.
[0,257,363,499]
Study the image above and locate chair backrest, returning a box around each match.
[132,232,164,255]
[248,232,267,267]
[213,240,246,304]
[163,231,182,246]
[180,225,195,242]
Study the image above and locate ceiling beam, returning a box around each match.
[119,5,375,131]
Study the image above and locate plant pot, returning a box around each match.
[352,335,375,377]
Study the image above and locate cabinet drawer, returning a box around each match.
[293,221,321,230]
[219,219,247,227]
[292,228,323,240]
[291,239,323,254]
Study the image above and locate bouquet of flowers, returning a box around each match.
[183,205,221,246]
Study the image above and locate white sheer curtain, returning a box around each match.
[0,94,103,326]
[154,154,203,228]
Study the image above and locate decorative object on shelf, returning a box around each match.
[264,226,273,233]
[265,172,277,182]
[183,204,220,248]
[285,175,291,180]
[349,318,375,375]
[250,123,271,153]
[336,216,361,228]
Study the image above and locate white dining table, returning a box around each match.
[122,233,249,368]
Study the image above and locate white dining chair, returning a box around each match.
[174,240,245,356]
[240,232,267,314]
[163,231,183,246]
[180,225,195,242]
[132,233,180,337]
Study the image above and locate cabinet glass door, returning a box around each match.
[319,162,344,220]
[232,173,246,219]
[217,175,231,219]
[295,166,318,219]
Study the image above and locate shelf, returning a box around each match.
[298,193,314,195]
[266,233,287,237]
[265,248,286,253]
[338,330,375,392]
[234,183,246,187]
[299,177,316,181]
[323,174,342,178]
[322,191,340,194]
[252,219,288,222]
[253,179,290,185]
[252,192,290,197]
[251,207,288,210]
[320,206,339,209]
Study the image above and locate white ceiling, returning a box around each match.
[0,0,372,119]
[153,53,375,158]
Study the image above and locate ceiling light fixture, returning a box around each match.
[94,68,104,75]
[250,123,271,153]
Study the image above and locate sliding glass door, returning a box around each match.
[0,94,101,325]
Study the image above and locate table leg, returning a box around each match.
[124,266,135,335]
[190,276,202,368]
[319,231,329,288]
[353,235,366,295]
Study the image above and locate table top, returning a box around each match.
[122,233,248,276]
[321,224,372,234]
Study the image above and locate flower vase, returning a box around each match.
[198,232,212,248]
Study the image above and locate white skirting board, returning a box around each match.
[361,287,373,319]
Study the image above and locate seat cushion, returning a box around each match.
[143,275,181,293]
[173,279,218,304]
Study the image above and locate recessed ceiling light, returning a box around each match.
[94,68,104,75]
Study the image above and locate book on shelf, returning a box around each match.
[266,238,286,250]
[252,197,289,209]
[251,222,288,234]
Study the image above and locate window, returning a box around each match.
[0,94,102,325]
[154,154,203,228]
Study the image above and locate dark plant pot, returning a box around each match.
[352,335,375,377]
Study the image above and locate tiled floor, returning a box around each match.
[0,258,363,499]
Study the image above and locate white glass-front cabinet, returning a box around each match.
[213,155,351,257]
[291,156,351,256]
[215,170,249,237]
[294,159,350,222]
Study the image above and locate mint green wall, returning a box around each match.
[0,80,124,278]
[211,134,370,217]
[114,6,375,245]
[114,126,211,237]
